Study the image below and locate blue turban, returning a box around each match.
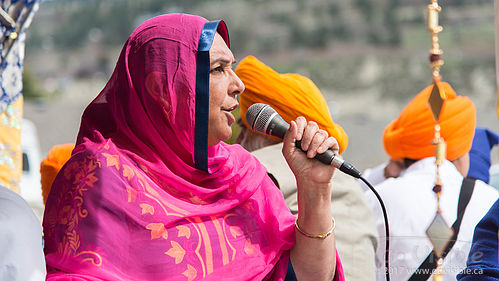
[468,127,499,183]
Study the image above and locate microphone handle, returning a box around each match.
[295,139,335,164]
[294,140,361,179]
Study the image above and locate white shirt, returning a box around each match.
[0,185,46,281]
[364,157,499,281]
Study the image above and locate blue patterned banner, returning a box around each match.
[0,0,40,113]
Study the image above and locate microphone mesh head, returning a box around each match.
[245,103,276,134]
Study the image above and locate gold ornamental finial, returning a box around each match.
[427,0,444,81]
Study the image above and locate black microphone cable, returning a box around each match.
[321,154,390,281]
[359,176,390,281]
[292,146,392,281]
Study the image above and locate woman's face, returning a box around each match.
[207,33,244,146]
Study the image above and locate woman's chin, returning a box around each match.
[222,129,233,142]
[208,129,233,146]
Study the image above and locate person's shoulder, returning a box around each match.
[58,140,129,185]
[0,185,34,212]
[372,172,408,189]
[251,143,287,169]
[481,198,499,226]
[71,140,130,167]
[0,185,40,227]
[472,179,499,200]
[367,169,428,204]
[332,171,364,195]
[481,197,499,220]
[72,139,120,157]
[251,143,283,159]
[489,198,499,212]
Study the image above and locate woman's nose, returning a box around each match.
[231,70,245,95]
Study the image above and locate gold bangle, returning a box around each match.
[294,218,335,239]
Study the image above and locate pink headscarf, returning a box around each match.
[43,14,296,280]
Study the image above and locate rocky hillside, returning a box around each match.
[23,0,499,168]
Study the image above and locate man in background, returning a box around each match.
[234,56,378,281]
[362,82,498,280]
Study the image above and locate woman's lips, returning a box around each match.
[222,103,238,125]
[223,103,238,112]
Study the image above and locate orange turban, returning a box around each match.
[40,143,74,204]
[235,56,348,154]
[383,82,476,161]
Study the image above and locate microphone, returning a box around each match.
[246,103,362,179]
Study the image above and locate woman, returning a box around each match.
[43,13,343,280]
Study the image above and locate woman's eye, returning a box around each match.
[210,66,224,73]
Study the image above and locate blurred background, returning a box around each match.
[22,0,498,173]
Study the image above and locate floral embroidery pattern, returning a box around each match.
[140,203,154,215]
[165,241,186,264]
[45,154,103,266]
[146,223,168,240]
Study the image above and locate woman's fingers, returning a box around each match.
[287,116,339,159]
[300,121,319,151]
[294,117,307,141]
[306,129,328,158]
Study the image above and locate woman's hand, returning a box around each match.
[282,117,338,192]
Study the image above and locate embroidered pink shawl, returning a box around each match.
[43,14,297,280]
